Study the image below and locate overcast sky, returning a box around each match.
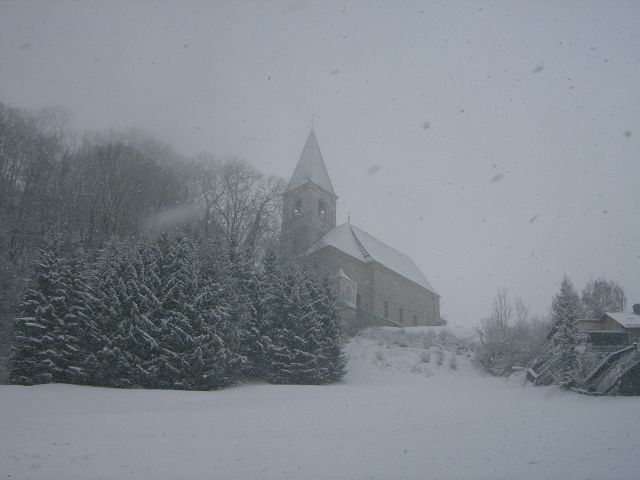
[1,0,639,325]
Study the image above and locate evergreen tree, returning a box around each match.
[313,277,346,383]
[212,237,254,376]
[95,241,163,388]
[11,243,102,385]
[152,234,240,390]
[57,247,101,384]
[549,276,582,387]
[242,249,280,378]
[10,247,67,384]
[265,267,345,385]
[92,240,132,386]
[193,273,239,389]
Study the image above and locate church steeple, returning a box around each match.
[280,128,337,259]
[286,128,335,196]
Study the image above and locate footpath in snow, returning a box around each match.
[1,326,639,480]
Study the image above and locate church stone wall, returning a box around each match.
[280,182,337,259]
[301,246,375,313]
[371,264,441,326]
[300,246,441,329]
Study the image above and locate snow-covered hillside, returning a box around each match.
[2,327,639,480]
[345,326,477,383]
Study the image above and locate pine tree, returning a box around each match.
[95,241,163,388]
[57,247,101,385]
[549,276,582,387]
[215,237,255,376]
[151,233,241,390]
[313,277,346,383]
[264,267,345,385]
[10,247,67,384]
[92,241,132,386]
[242,249,280,378]
[193,273,239,389]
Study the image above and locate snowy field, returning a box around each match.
[1,327,639,480]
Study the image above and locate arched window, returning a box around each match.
[318,199,326,219]
[293,197,301,216]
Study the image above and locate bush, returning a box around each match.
[435,348,444,366]
[475,290,549,376]
[449,354,458,371]
[420,350,431,363]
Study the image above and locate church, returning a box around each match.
[279,129,442,333]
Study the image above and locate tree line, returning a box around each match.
[10,234,345,388]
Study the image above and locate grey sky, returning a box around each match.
[1,0,638,325]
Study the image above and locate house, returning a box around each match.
[577,307,640,346]
[279,128,442,333]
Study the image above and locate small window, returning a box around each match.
[384,301,388,318]
[293,197,301,215]
[318,199,326,219]
[399,308,404,324]
[413,314,417,326]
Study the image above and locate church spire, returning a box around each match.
[286,128,336,196]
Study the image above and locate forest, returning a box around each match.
[0,100,344,387]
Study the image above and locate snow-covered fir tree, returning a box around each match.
[548,276,583,387]
[265,267,345,385]
[95,242,163,388]
[155,234,238,389]
[312,277,346,383]
[11,244,101,385]
[11,247,68,385]
[241,249,280,378]
[57,247,101,384]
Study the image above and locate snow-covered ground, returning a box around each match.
[1,327,639,480]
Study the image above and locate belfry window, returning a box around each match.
[318,199,326,219]
[293,197,301,216]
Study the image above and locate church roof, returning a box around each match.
[286,128,336,195]
[306,223,436,293]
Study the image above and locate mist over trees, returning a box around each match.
[0,100,337,385]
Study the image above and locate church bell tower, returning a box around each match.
[280,128,337,259]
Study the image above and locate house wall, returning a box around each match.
[600,316,628,333]
[601,315,640,343]
[578,317,640,344]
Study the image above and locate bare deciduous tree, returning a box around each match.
[190,155,285,253]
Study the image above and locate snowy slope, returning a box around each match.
[1,327,639,480]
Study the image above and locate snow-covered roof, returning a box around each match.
[286,128,335,195]
[604,312,640,329]
[306,223,436,293]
